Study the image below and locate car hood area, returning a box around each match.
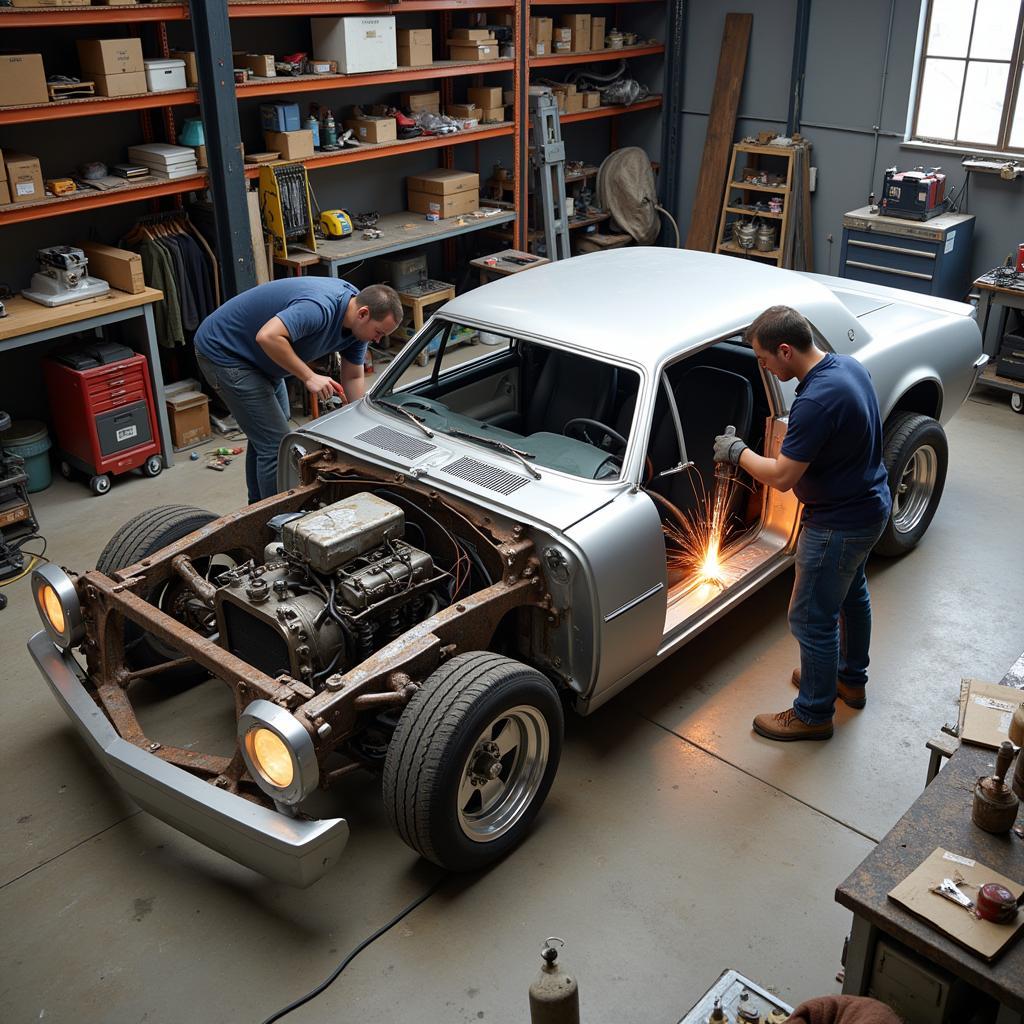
[296,400,624,532]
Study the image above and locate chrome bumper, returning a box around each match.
[28,631,348,887]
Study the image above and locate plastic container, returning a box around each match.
[1,419,52,492]
[144,58,187,93]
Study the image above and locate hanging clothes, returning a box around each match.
[138,239,185,348]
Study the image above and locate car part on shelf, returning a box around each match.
[21,246,110,308]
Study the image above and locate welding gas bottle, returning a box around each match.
[322,109,338,148]
[304,113,320,150]
[529,939,580,1024]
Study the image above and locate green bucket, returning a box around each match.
[2,420,52,492]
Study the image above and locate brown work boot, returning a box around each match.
[753,708,833,742]
[791,668,867,709]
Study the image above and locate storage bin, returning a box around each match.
[144,58,187,93]
[1,420,52,492]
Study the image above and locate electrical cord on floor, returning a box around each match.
[259,874,446,1024]
[0,533,50,587]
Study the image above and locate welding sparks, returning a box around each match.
[662,469,740,588]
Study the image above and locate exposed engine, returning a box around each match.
[214,493,442,688]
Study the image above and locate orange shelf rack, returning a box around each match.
[529,42,664,67]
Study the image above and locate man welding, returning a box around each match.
[713,305,892,742]
[195,278,401,504]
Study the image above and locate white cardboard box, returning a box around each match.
[311,16,397,74]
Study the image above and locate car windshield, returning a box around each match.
[370,319,641,482]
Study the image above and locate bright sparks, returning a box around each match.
[663,469,739,588]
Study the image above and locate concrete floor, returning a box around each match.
[2,391,1022,1024]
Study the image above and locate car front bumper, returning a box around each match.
[29,631,349,888]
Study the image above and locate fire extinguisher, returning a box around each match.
[529,938,580,1024]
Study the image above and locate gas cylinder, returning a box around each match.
[304,112,320,150]
[322,109,338,148]
[529,938,579,1024]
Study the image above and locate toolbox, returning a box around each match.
[43,351,162,494]
[997,332,1024,382]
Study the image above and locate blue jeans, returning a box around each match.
[789,520,887,724]
[196,352,290,504]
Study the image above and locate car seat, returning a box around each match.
[525,350,619,436]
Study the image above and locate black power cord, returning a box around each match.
[259,874,445,1023]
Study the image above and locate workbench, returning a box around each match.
[0,288,174,468]
[836,657,1024,1022]
[972,271,1024,413]
[315,208,516,276]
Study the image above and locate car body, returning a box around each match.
[30,249,985,886]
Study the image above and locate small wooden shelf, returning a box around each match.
[724,206,783,219]
[0,89,199,126]
[727,181,789,195]
[717,242,782,260]
[529,43,664,67]
[236,59,515,98]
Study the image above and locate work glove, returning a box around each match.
[713,425,747,466]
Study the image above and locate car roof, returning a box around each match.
[441,247,846,364]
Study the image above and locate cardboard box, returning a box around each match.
[553,91,566,113]
[479,106,505,122]
[4,153,45,205]
[311,16,397,74]
[559,13,592,52]
[591,17,606,50]
[0,54,49,107]
[263,129,315,159]
[78,243,145,294]
[529,16,553,44]
[343,116,397,144]
[554,41,572,53]
[565,92,584,114]
[0,180,10,207]
[503,89,514,105]
[76,38,145,76]
[449,42,499,62]
[553,27,573,43]
[450,28,493,41]
[93,71,148,97]
[401,90,440,113]
[407,168,479,195]
[166,391,212,449]
[468,86,502,109]
[581,90,601,109]
[193,144,207,169]
[307,59,337,74]
[397,30,433,68]
[10,0,88,5]
[531,41,548,56]
[408,189,479,218]
[169,49,198,85]
[446,103,480,120]
[238,53,276,78]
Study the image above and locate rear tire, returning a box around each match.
[875,412,948,557]
[383,652,563,871]
[97,505,220,682]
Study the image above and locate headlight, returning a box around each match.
[238,700,319,806]
[32,564,84,649]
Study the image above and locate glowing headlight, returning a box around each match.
[32,564,84,649]
[238,700,319,806]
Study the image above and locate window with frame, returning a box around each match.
[913,0,1024,153]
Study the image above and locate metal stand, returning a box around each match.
[529,90,571,261]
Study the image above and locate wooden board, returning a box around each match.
[0,288,163,343]
[246,189,270,285]
[685,13,752,252]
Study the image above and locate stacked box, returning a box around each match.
[559,14,592,53]
[344,116,397,143]
[407,169,479,219]
[448,34,500,61]
[77,38,147,96]
[402,90,441,113]
[581,91,601,109]
[529,17,553,56]
[591,17,606,50]
[0,54,49,106]
[446,103,481,121]
[398,28,432,67]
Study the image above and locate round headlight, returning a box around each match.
[32,564,84,649]
[238,700,318,806]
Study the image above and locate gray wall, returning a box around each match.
[678,0,1024,281]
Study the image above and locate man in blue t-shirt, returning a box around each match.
[195,279,401,503]
[713,305,892,742]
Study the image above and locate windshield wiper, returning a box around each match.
[448,429,541,480]
[374,399,434,438]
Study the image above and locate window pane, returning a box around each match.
[958,61,1010,142]
[917,58,965,138]
[927,0,974,57]
[970,0,1021,59]
[1010,84,1024,147]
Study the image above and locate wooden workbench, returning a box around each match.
[0,287,175,468]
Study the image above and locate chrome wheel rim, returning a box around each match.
[457,705,549,843]
[892,444,937,534]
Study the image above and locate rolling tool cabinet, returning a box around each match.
[839,207,975,301]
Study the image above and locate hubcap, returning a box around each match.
[457,706,549,843]
[892,444,937,534]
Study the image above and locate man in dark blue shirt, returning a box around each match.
[714,305,892,742]
[195,279,401,503]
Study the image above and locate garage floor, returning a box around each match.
[3,392,1022,1024]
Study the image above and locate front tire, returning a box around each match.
[383,652,563,871]
[875,412,948,557]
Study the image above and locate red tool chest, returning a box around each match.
[43,353,163,495]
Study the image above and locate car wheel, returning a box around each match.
[875,412,948,557]
[96,505,225,683]
[383,652,563,871]
[1011,393,1023,415]
[89,474,111,496]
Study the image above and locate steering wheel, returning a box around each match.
[563,418,628,455]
